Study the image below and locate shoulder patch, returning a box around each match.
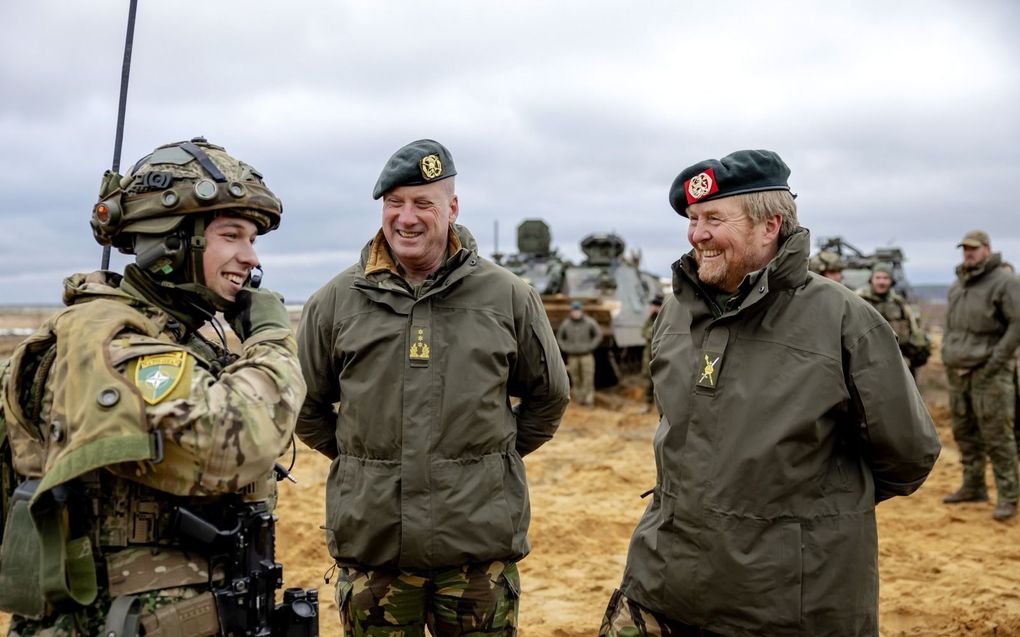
[134,351,188,404]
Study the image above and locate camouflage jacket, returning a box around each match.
[1,271,304,605]
[620,229,940,636]
[941,252,1020,370]
[296,224,569,570]
[855,286,929,360]
[555,314,602,355]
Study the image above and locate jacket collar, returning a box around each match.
[363,225,467,278]
[61,270,177,334]
[673,227,812,315]
[955,252,1003,284]
[356,224,480,302]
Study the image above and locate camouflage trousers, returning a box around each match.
[947,360,1019,503]
[8,586,205,637]
[599,589,724,637]
[567,353,595,406]
[335,560,520,637]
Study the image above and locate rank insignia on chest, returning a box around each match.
[409,327,430,367]
[697,350,722,389]
[135,351,188,404]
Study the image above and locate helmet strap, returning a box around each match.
[188,215,208,286]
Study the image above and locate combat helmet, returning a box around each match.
[808,250,845,275]
[869,261,895,282]
[91,137,281,280]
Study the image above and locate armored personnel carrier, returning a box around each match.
[498,219,567,295]
[547,233,662,386]
[498,220,663,386]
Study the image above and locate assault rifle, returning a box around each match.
[174,500,318,636]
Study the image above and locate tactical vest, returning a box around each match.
[0,297,270,620]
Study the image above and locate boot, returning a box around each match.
[993,501,1017,521]
[942,487,989,504]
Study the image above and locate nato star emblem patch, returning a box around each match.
[135,351,187,404]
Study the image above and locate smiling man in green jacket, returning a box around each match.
[296,139,569,636]
[600,149,941,637]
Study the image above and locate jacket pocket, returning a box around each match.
[696,516,803,631]
[431,452,517,563]
[327,454,401,566]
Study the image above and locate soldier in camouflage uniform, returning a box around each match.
[0,138,306,635]
[856,262,931,377]
[807,249,845,283]
[556,300,603,407]
[296,139,569,636]
[941,230,1020,521]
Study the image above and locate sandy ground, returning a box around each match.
[2,316,1020,636]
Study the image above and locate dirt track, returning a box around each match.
[3,324,1020,635]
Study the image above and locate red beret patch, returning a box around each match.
[685,168,719,205]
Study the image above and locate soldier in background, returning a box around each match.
[941,229,1020,521]
[640,295,664,413]
[0,139,306,635]
[808,249,845,283]
[296,139,569,636]
[856,262,931,377]
[556,300,604,407]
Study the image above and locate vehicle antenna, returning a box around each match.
[101,0,139,270]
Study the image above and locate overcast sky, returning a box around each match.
[2,1,1018,304]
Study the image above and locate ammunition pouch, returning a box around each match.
[0,480,45,618]
[0,478,102,619]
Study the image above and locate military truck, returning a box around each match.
[498,220,662,386]
[815,236,916,301]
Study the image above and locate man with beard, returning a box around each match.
[600,149,940,636]
[941,230,1020,521]
[296,139,569,636]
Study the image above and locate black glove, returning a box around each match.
[225,288,290,341]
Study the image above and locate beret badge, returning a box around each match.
[685,168,719,205]
[420,154,443,180]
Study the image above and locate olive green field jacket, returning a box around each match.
[555,314,603,355]
[620,229,940,636]
[296,225,569,569]
[941,252,1020,371]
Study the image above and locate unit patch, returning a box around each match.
[409,327,431,363]
[135,351,188,404]
[685,168,719,204]
[697,351,722,389]
[420,154,443,180]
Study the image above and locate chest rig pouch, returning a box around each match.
[0,300,167,617]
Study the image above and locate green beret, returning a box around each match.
[373,139,457,199]
[669,149,792,217]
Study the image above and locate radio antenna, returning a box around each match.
[101,0,139,270]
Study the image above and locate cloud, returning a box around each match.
[1,0,1018,303]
